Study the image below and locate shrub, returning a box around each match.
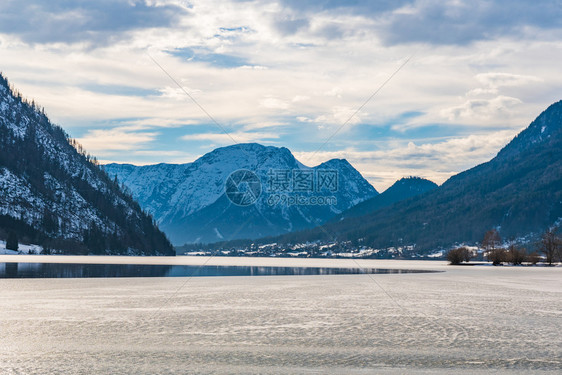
[447,247,471,265]
[487,248,507,266]
[527,252,541,265]
[506,245,527,265]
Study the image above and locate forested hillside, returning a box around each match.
[0,73,174,255]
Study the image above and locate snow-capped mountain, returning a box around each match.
[104,143,378,244]
[0,73,173,255]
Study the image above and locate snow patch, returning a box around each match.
[0,240,43,254]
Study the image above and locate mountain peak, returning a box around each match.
[497,99,562,160]
[284,100,562,253]
[393,176,438,188]
[193,142,300,172]
[317,158,352,168]
[209,142,288,154]
[104,144,377,244]
[214,142,268,152]
[523,99,562,135]
[332,175,435,221]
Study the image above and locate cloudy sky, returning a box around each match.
[1,0,561,190]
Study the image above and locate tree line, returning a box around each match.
[447,228,561,265]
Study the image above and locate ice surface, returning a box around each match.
[0,256,560,374]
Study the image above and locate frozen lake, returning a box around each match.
[0,256,560,374]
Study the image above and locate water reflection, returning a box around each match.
[0,263,438,279]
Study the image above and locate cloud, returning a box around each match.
[464,72,544,98]
[321,106,362,125]
[260,97,290,109]
[440,96,523,122]
[158,86,203,101]
[168,47,252,68]
[3,1,562,49]
[294,129,516,190]
[474,72,543,90]
[181,131,282,144]
[99,150,201,166]
[1,0,562,192]
[382,1,562,45]
[274,17,310,36]
[77,128,158,152]
[79,83,161,97]
[274,0,410,15]
[0,0,186,46]
[277,0,562,45]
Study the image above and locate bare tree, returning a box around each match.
[527,252,541,265]
[540,229,561,266]
[506,245,527,265]
[482,229,503,265]
[482,229,501,252]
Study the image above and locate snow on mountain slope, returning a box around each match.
[0,73,173,255]
[104,143,377,244]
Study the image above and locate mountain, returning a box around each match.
[104,143,378,244]
[332,176,437,220]
[0,73,174,255]
[251,100,562,252]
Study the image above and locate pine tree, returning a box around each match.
[6,231,18,251]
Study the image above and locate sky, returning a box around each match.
[1,0,561,191]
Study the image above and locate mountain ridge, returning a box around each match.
[104,143,378,244]
[0,73,174,255]
[219,100,562,253]
[332,176,438,221]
